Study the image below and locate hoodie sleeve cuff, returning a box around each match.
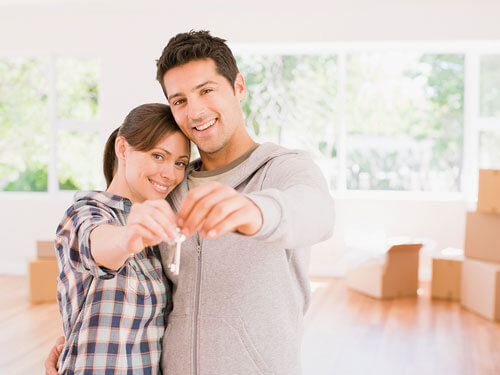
[243,191,282,240]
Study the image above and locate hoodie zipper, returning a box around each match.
[193,233,203,375]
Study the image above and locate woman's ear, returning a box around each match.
[115,136,128,162]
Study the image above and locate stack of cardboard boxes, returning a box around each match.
[29,240,59,304]
[460,169,500,321]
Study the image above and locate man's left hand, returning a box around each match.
[177,181,263,239]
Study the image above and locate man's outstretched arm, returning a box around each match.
[175,153,334,248]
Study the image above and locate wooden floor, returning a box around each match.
[1,275,499,375]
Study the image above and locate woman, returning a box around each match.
[55,103,190,374]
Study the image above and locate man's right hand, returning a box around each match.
[44,335,64,375]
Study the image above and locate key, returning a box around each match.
[167,229,186,275]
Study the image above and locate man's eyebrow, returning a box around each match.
[168,81,218,102]
[194,80,218,90]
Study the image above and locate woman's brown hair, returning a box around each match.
[103,103,187,187]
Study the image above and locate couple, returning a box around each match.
[47,30,335,375]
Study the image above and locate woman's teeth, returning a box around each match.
[195,119,216,131]
[151,181,168,192]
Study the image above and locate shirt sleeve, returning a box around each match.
[56,201,125,279]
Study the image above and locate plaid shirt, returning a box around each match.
[55,191,170,374]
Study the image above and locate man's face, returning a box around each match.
[163,58,246,156]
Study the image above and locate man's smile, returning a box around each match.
[193,118,217,132]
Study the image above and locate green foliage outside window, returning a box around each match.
[0,57,100,192]
[0,58,49,191]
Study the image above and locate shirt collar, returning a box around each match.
[73,190,132,213]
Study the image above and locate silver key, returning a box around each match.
[167,229,186,275]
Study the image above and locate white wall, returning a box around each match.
[0,0,496,275]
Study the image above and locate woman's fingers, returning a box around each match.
[126,223,163,253]
[128,200,178,241]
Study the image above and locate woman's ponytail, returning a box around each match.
[103,127,120,187]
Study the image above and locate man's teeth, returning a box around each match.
[152,181,168,191]
[195,119,215,131]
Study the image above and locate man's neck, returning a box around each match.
[199,137,256,171]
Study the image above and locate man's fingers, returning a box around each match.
[201,197,263,238]
[199,196,244,236]
[177,182,223,226]
[181,185,235,237]
[203,209,250,239]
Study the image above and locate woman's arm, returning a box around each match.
[90,199,177,270]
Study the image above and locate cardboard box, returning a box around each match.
[431,254,463,300]
[37,240,56,258]
[464,211,500,263]
[29,258,59,304]
[346,243,422,299]
[460,258,500,321]
[477,169,500,214]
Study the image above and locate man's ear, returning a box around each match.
[115,136,128,162]
[234,72,247,101]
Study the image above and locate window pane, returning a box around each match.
[479,131,500,169]
[57,58,99,120]
[480,55,500,118]
[346,53,464,191]
[236,54,338,188]
[57,130,102,190]
[0,58,49,191]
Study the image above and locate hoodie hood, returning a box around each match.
[168,142,304,211]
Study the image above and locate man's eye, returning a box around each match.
[201,88,213,95]
[173,99,185,106]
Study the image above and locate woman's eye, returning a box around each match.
[152,153,163,160]
[201,88,213,95]
[176,161,187,168]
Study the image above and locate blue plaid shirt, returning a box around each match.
[55,191,170,374]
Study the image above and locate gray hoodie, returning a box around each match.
[161,142,335,375]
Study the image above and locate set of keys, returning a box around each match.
[166,228,186,275]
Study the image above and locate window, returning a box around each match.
[235,43,500,196]
[478,55,500,170]
[0,56,100,192]
[345,53,464,191]
[236,54,339,189]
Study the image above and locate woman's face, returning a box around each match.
[124,131,190,202]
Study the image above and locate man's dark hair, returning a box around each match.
[156,30,239,98]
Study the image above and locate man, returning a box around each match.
[46,30,335,374]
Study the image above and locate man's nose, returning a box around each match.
[187,99,206,122]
